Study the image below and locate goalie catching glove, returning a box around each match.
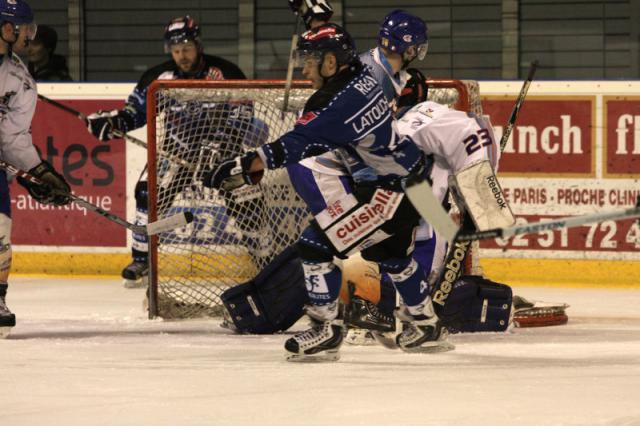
[202,151,264,191]
[17,160,71,206]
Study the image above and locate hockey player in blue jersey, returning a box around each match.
[0,0,72,337]
[284,6,433,335]
[84,16,265,288]
[203,24,451,361]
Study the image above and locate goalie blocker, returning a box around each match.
[220,246,513,335]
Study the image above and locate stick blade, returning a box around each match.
[146,212,194,236]
[404,178,459,243]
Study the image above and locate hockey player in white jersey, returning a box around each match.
[0,0,72,337]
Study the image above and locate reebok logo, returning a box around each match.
[486,175,507,209]
[432,240,470,307]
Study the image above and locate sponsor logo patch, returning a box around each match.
[297,111,318,125]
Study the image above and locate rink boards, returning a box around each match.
[10,82,640,287]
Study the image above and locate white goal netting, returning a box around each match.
[146,79,481,319]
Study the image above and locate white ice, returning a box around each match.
[1,277,639,426]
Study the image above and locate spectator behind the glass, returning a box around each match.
[27,24,72,81]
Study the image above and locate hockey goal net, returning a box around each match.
[146,79,483,319]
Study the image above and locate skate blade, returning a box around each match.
[345,329,378,346]
[0,326,13,339]
[285,350,340,363]
[372,331,399,350]
[400,341,455,354]
[123,275,148,289]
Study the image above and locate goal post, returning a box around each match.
[146,78,483,319]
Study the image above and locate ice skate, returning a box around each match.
[0,284,15,338]
[285,303,344,362]
[345,295,395,333]
[396,302,455,354]
[344,295,397,347]
[121,260,149,289]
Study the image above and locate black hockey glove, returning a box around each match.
[288,0,333,29]
[86,109,131,141]
[17,160,71,206]
[202,151,264,191]
[396,68,429,113]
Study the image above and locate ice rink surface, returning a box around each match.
[1,277,639,426]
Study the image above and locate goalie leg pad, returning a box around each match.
[450,160,515,231]
[438,275,513,333]
[220,246,308,334]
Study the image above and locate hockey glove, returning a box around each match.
[396,68,428,113]
[17,160,72,206]
[86,109,130,141]
[202,151,264,191]
[288,0,334,29]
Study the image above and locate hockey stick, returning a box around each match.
[1,159,193,235]
[403,177,459,243]
[282,16,301,112]
[455,199,640,243]
[36,94,196,170]
[500,60,538,151]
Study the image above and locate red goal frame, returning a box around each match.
[145,78,475,318]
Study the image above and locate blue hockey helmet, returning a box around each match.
[295,23,358,67]
[0,0,37,43]
[378,10,428,60]
[0,0,34,24]
[164,15,201,52]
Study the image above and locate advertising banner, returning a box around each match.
[12,98,127,247]
[480,88,639,261]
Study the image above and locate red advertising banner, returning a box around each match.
[604,97,640,177]
[482,97,595,176]
[11,99,127,247]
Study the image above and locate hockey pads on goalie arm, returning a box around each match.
[16,161,71,206]
[202,151,264,191]
[438,275,513,333]
[220,246,308,334]
[85,107,135,141]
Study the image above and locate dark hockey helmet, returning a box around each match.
[0,0,37,41]
[295,23,358,67]
[288,0,334,30]
[164,15,201,52]
[378,10,428,60]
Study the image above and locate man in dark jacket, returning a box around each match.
[85,16,247,288]
[26,24,72,81]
